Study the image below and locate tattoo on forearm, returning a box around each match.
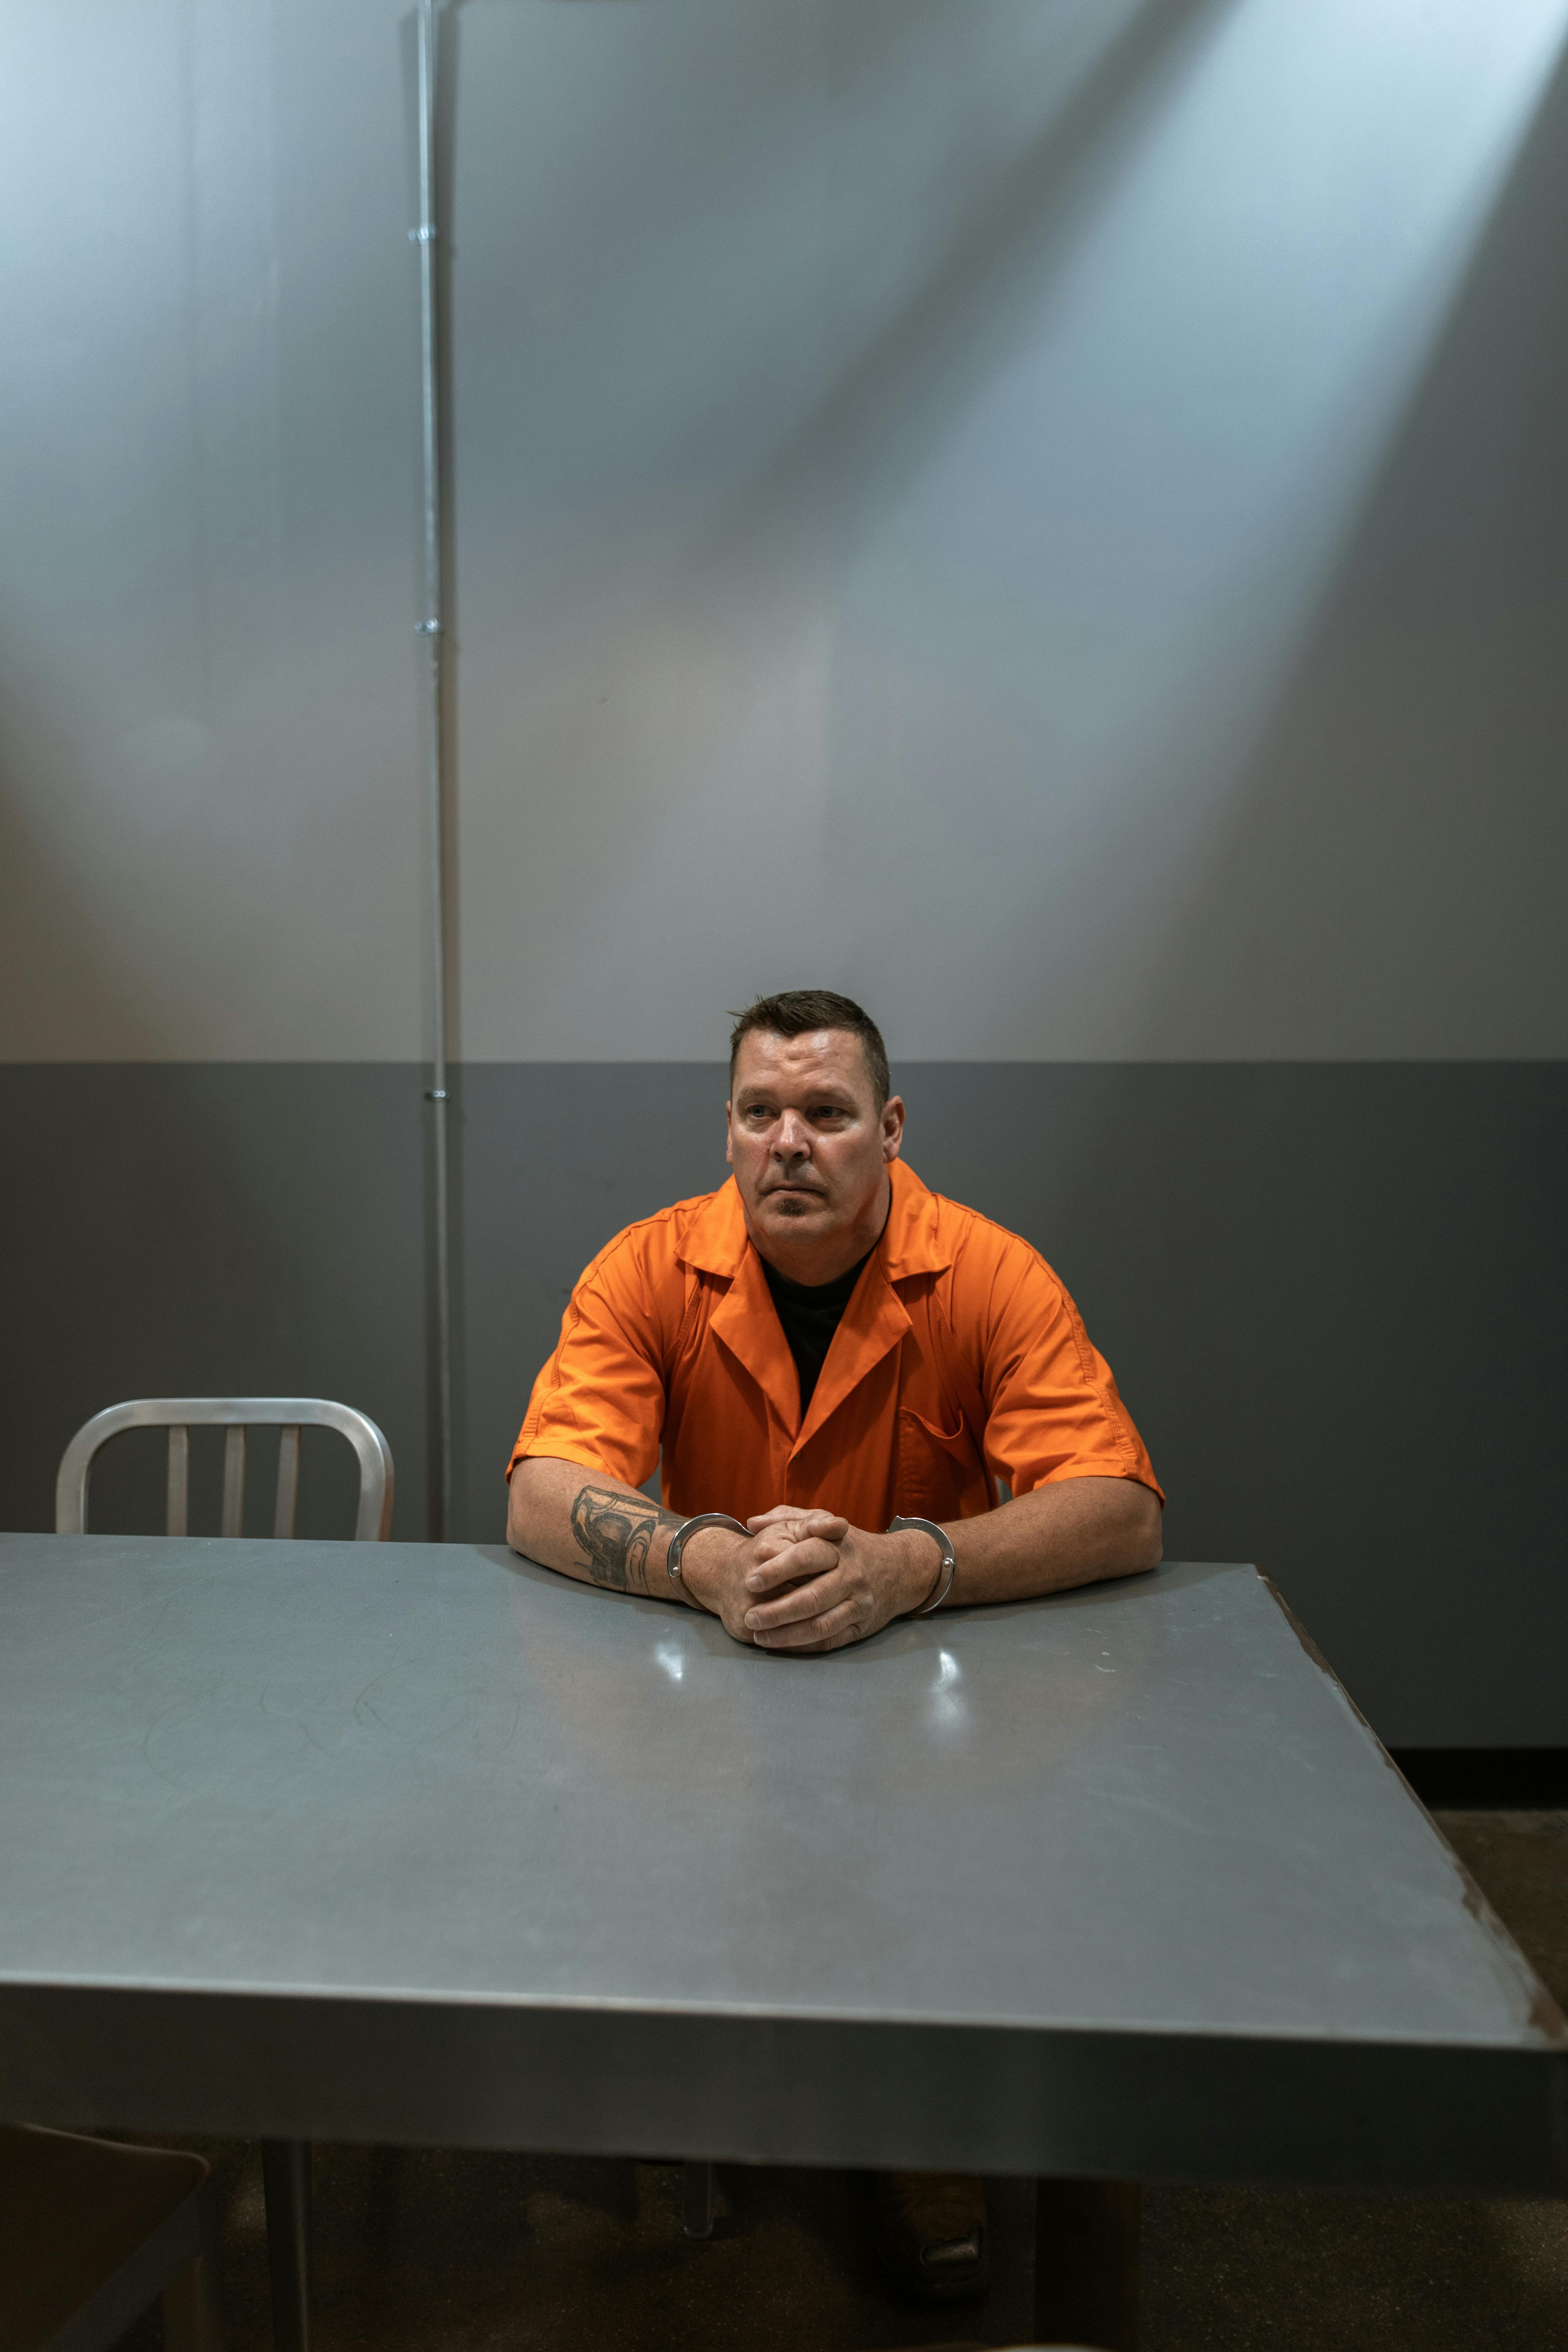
[570,1482,682,1595]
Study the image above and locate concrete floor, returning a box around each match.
[116,1809,1568,2351]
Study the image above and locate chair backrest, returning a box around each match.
[0,2123,222,2352]
[55,1398,395,1542]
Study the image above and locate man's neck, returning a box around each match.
[745,1171,892,1288]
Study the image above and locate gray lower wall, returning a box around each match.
[3,1062,1564,1747]
[2,1067,432,1546]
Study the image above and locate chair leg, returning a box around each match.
[261,2139,313,2352]
[164,2173,226,2352]
[1034,2177,1141,2351]
[681,2158,715,2239]
[163,2251,225,2352]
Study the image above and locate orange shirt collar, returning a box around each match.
[677,1162,950,1450]
[677,1156,951,1284]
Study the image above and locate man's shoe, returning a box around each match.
[871,2169,990,2304]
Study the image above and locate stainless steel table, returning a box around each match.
[1,1539,1563,2329]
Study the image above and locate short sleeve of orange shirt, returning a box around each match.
[509,1159,1161,1530]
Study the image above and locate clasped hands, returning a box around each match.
[678,1506,945,1654]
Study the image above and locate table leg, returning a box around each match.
[1034,2177,1141,2351]
[681,2158,715,2239]
[261,2139,312,2352]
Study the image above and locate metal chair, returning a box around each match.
[55,1396,394,1542]
[53,1397,396,2352]
[0,2123,224,2351]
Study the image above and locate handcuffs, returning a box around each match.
[666,1510,955,1616]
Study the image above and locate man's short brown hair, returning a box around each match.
[728,990,891,1107]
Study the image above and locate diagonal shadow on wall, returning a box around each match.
[1130,32,1568,1062]
[461,0,1245,1051]
[709,0,1241,552]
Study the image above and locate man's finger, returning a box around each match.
[748,1525,838,1568]
[746,1507,848,1539]
[745,1537,840,1595]
[745,1558,852,1626]
[743,1543,841,1599]
[752,1597,864,1652]
[749,1522,842,1559]
[747,1517,847,1562]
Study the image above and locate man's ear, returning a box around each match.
[882,1095,906,1163]
[725,1101,734,1167]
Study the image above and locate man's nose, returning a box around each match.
[772,1113,810,1158]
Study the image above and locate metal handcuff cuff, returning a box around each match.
[667,1511,955,1616]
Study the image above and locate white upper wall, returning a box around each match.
[4,0,1567,1060]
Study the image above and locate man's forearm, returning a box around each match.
[507,1455,691,1602]
[508,1457,846,1639]
[942,1475,1162,1606]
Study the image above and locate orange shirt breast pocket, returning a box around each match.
[895,1404,989,1523]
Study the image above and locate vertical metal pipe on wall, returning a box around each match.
[414,0,453,1538]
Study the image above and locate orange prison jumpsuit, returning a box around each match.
[509,1159,1161,1528]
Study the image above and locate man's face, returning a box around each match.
[726,1028,904,1273]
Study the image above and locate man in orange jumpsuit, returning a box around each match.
[507,987,1163,2297]
[509,987,1161,1647]
[510,983,1161,2305]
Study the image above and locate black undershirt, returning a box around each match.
[761,1249,873,1417]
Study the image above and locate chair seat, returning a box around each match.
[0,2125,210,2350]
